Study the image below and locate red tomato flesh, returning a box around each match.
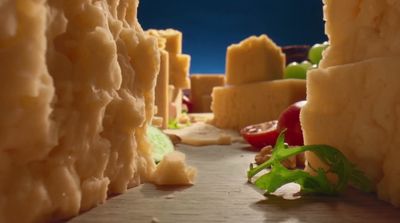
[240,120,280,150]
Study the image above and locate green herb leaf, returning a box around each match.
[247,131,372,196]
[168,119,180,129]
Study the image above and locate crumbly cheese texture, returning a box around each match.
[152,151,197,186]
[301,0,400,207]
[320,0,400,68]
[226,35,285,85]
[211,80,306,130]
[0,0,159,222]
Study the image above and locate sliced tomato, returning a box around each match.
[240,120,280,150]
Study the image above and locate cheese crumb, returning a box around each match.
[152,151,197,186]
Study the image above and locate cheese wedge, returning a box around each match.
[147,29,191,89]
[164,122,243,146]
[0,0,159,222]
[211,80,306,130]
[226,35,285,85]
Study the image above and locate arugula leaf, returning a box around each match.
[168,119,180,129]
[247,131,372,196]
[168,116,192,130]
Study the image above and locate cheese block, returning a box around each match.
[226,35,286,85]
[301,57,400,206]
[320,0,400,68]
[301,0,400,207]
[0,0,159,222]
[200,95,213,113]
[170,53,191,89]
[147,29,191,126]
[146,29,182,54]
[154,50,170,129]
[169,87,184,121]
[190,74,225,112]
[211,80,306,130]
[147,29,190,89]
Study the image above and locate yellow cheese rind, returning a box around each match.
[320,0,400,68]
[152,151,197,186]
[226,35,285,85]
[190,74,225,113]
[301,57,400,207]
[211,80,306,130]
[0,0,159,222]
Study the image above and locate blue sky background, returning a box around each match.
[138,0,326,74]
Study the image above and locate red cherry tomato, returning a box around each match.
[277,100,306,146]
[240,120,280,150]
[182,95,193,113]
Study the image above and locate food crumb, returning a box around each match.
[164,194,175,199]
[151,217,160,223]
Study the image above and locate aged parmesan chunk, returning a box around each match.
[146,29,191,127]
[302,58,400,206]
[152,151,197,186]
[226,35,286,85]
[211,80,306,130]
[301,0,400,207]
[320,0,400,68]
[0,0,159,222]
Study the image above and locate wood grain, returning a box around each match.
[70,144,400,223]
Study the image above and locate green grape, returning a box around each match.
[284,61,312,79]
[308,42,329,65]
[300,60,312,70]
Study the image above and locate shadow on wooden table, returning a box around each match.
[249,188,400,222]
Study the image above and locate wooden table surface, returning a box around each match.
[70,144,400,223]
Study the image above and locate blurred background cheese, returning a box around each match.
[154,51,170,128]
[212,80,306,130]
[190,74,225,113]
[226,35,285,85]
[147,29,191,127]
[301,0,400,207]
[0,0,160,222]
